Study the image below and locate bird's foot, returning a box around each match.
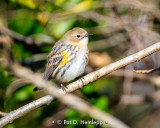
[61,84,68,93]
[79,77,85,88]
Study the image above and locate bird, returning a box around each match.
[34,27,92,92]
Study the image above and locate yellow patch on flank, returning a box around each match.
[59,51,70,67]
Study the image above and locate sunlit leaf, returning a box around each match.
[50,19,76,38]
[54,0,65,6]
[71,0,92,13]
[13,86,33,101]
[94,97,109,111]
[37,12,49,26]
[82,83,94,95]
[18,0,36,9]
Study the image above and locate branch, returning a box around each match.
[4,28,42,46]
[0,23,49,46]
[1,41,160,127]
[0,112,7,117]
[65,42,160,92]
[133,67,160,74]
[0,63,129,128]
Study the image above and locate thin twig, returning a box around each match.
[133,67,160,74]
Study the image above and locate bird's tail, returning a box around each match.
[33,86,40,91]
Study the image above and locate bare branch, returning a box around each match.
[4,28,42,45]
[0,63,129,128]
[65,42,160,92]
[1,41,160,127]
[133,67,160,74]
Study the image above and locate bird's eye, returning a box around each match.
[76,34,80,38]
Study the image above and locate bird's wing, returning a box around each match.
[43,43,68,80]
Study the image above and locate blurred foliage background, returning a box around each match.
[1,0,160,128]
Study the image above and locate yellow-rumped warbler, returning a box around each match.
[34,27,92,91]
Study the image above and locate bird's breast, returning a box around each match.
[54,49,88,83]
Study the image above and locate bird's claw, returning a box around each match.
[61,84,68,93]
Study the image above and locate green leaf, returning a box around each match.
[94,97,109,111]
[13,86,33,101]
[9,18,35,35]
[50,19,76,38]
[0,69,12,89]
[18,0,37,9]
[82,83,94,95]
[12,43,32,60]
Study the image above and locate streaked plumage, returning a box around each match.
[35,27,90,90]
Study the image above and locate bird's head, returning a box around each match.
[62,27,92,46]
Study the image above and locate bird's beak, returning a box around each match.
[85,33,93,37]
[88,33,93,36]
